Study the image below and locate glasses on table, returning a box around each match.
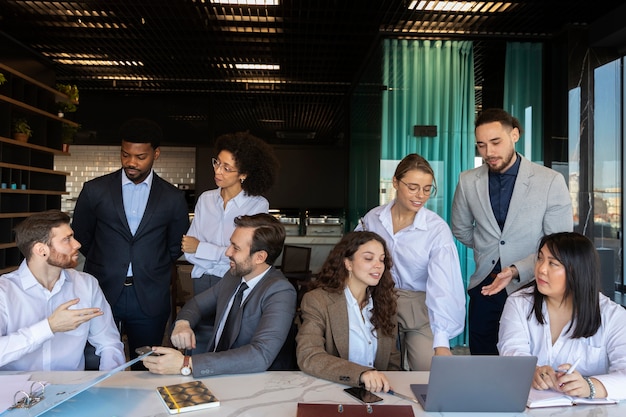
[212,158,238,173]
[398,178,436,196]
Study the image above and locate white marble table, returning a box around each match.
[8,370,625,417]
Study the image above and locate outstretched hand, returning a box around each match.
[481,266,518,296]
[48,298,103,333]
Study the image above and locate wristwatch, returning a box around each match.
[181,355,192,376]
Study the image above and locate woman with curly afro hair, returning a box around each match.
[181,131,279,352]
[296,231,401,393]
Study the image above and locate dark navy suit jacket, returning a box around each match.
[72,169,189,317]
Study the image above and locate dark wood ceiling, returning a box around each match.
[0,1,622,145]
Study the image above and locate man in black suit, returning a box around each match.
[72,119,189,367]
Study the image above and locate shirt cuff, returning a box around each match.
[432,331,451,349]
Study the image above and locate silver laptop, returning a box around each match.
[410,355,537,412]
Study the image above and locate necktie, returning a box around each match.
[215,282,248,352]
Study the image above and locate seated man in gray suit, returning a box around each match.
[142,213,297,377]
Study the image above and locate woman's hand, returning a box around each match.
[359,370,391,393]
[533,365,559,390]
[181,235,200,253]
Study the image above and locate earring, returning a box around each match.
[240,178,245,184]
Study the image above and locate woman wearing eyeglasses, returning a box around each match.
[181,132,279,352]
[356,153,465,371]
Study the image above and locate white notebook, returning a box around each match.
[527,388,618,408]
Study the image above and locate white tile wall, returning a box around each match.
[54,145,196,215]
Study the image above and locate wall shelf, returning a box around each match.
[0,62,68,271]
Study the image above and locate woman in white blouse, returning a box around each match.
[498,232,626,400]
[356,153,465,371]
[181,132,279,352]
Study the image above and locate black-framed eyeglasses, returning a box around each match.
[398,178,436,196]
[212,157,238,173]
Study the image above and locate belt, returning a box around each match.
[124,276,134,286]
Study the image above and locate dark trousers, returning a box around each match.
[113,284,170,370]
[191,273,222,354]
[468,274,508,355]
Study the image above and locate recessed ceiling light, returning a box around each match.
[235,63,280,70]
[210,0,280,5]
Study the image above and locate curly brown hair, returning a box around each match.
[312,231,398,337]
[215,132,279,196]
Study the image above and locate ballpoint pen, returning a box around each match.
[555,357,581,376]
[387,390,419,405]
[565,357,582,375]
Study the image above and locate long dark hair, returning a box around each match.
[312,231,397,337]
[527,232,601,338]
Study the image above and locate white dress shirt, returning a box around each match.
[499,288,626,400]
[184,188,269,278]
[0,261,125,371]
[357,201,466,348]
[344,287,377,368]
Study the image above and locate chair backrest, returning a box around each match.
[281,245,311,273]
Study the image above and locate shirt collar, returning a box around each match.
[18,260,69,293]
[122,169,154,187]
[240,265,271,291]
[218,188,246,207]
[489,152,522,178]
[343,286,374,311]
[384,200,429,231]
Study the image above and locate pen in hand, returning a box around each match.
[563,358,581,375]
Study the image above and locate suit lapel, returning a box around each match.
[502,157,532,234]
[327,291,350,359]
[134,173,161,238]
[474,166,501,233]
[111,170,132,235]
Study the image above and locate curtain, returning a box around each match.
[381,39,475,347]
[504,42,543,162]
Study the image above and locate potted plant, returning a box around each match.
[56,83,79,116]
[12,118,32,142]
[61,123,80,152]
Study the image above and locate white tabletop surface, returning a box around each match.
[6,370,624,417]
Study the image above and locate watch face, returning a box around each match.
[181,366,191,376]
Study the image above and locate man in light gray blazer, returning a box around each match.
[452,108,573,355]
[142,214,297,377]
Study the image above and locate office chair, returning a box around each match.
[280,245,314,310]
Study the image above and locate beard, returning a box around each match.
[47,246,78,269]
[230,257,254,278]
[487,148,517,173]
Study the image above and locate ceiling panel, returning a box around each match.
[0,1,621,145]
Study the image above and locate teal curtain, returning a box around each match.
[381,39,475,347]
[504,42,543,162]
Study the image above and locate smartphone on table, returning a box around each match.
[344,387,383,404]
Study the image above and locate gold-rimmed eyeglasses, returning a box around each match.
[398,178,436,196]
[212,158,238,173]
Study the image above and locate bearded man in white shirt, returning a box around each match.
[0,210,125,371]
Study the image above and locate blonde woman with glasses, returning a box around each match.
[181,132,279,353]
[356,153,465,371]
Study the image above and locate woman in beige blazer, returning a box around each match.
[296,231,401,393]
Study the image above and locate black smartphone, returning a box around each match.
[134,346,156,357]
[344,387,383,404]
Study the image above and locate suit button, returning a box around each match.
[492,260,496,264]
[500,240,505,245]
